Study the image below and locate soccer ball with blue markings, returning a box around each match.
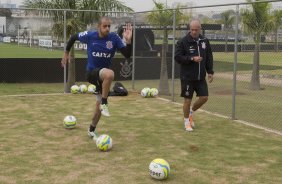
[87,84,96,93]
[149,158,170,180]
[96,134,113,151]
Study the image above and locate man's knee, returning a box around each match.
[100,68,114,81]
[200,96,208,103]
[184,98,192,105]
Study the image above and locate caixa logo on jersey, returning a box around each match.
[120,60,132,78]
[92,52,111,58]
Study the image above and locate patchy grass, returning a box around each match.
[0,92,281,184]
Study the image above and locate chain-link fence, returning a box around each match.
[0,1,281,133]
[132,1,282,134]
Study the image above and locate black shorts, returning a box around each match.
[86,68,102,93]
[180,79,208,99]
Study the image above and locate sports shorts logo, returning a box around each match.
[185,85,190,96]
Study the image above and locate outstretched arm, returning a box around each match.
[123,23,132,44]
[119,23,133,58]
[61,34,79,67]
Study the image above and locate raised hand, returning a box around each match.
[123,23,132,44]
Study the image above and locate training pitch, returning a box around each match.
[0,92,281,184]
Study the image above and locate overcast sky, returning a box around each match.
[124,0,246,11]
[4,0,247,11]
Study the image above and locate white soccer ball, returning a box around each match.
[87,84,96,93]
[63,115,77,129]
[150,88,159,97]
[96,134,113,151]
[71,85,80,94]
[141,87,151,97]
[149,158,170,180]
[79,84,88,93]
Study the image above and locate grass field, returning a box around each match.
[1,42,282,64]
[0,42,281,183]
[0,42,281,131]
[1,42,282,76]
[0,43,87,58]
[0,92,282,184]
[0,74,281,132]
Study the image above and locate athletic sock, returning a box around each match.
[89,125,96,132]
[101,98,108,105]
[190,108,193,115]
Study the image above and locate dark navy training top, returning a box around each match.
[78,31,126,71]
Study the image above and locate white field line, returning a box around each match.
[157,97,282,136]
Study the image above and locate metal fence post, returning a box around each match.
[232,4,239,120]
[132,13,136,90]
[63,10,67,93]
[172,10,176,102]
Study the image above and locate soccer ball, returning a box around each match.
[96,134,113,151]
[79,84,88,93]
[70,85,80,94]
[63,115,77,129]
[149,158,170,180]
[87,84,96,93]
[150,88,159,97]
[141,87,150,97]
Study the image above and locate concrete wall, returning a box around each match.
[0,57,180,83]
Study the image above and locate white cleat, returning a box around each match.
[100,104,110,117]
[189,114,195,128]
[191,121,195,128]
[88,129,99,141]
[184,121,193,132]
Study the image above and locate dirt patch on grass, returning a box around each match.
[0,176,16,184]
[189,145,200,152]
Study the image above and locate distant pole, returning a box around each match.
[29,29,31,47]
[232,5,239,120]
[172,10,176,102]
[17,26,19,46]
[63,10,67,93]
[132,13,136,90]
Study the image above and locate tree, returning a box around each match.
[270,9,282,52]
[220,10,235,52]
[146,0,182,95]
[0,8,12,17]
[241,0,273,90]
[24,0,133,92]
